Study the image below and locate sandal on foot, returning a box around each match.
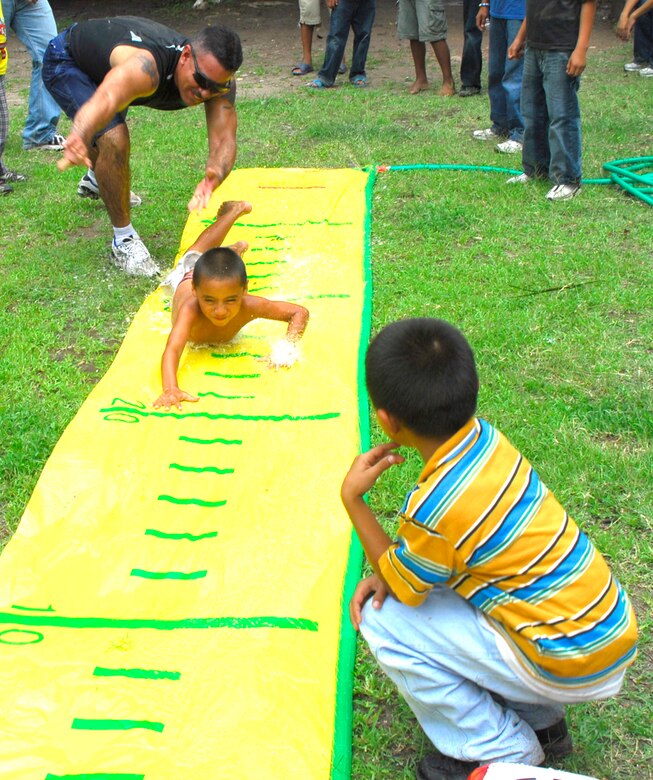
[307,78,332,89]
[350,75,368,87]
[292,62,314,76]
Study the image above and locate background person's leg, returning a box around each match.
[8,0,61,148]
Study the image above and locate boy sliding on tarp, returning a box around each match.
[154,200,309,410]
[342,318,638,780]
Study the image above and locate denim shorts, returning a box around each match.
[42,26,127,143]
[397,0,448,42]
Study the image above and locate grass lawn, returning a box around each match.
[1,40,651,780]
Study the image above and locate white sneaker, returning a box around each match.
[506,172,531,184]
[640,67,653,77]
[624,61,645,71]
[78,174,142,207]
[473,127,504,141]
[496,139,523,154]
[546,183,581,201]
[111,237,160,277]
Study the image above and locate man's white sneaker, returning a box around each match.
[78,174,142,207]
[545,183,581,201]
[506,172,531,184]
[496,139,523,154]
[111,237,160,277]
[640,67,653,77]
[473,127,504,141]
[624,61,645,71]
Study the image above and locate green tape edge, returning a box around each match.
[330,166,375,780]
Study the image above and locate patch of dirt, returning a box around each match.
[6,0,622,102]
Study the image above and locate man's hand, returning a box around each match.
[153,388,199,411]
[57,130,90,171]
[341,442,404,504]
[508,38,525,59]
[350,575,389,630]
[567,47,587,76]
[476,6,489,31]
[188,169,221,213]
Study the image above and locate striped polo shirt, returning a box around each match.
[379,417,638,689]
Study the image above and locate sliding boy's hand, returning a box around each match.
[350,575,389,630]
[341,442,405,503]
[153,388,199,411]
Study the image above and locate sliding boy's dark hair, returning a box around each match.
[193,247,247,287]
[365,318,479,438]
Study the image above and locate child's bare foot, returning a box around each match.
[229,240,249,256]
[218,200,253,217]
[438,82,456,97]
[409,80,429,94]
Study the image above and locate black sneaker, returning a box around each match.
[416,751,478,780]
[1,182,12,195]
[536,718,573,759]
[0,170,26,183]
[459,85,481,97]
[24,132,66,151]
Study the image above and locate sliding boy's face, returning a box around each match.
[193,276,247,328]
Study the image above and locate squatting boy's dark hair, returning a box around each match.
[365,318,479,438]
[193,247,247,287]
[193,25,243,72]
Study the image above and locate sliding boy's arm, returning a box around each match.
[187,201,252,255]
[249,297,310,367]
[153,307,199,410]
[567,0,596,75]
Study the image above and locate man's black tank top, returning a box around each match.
[68,17,188,110]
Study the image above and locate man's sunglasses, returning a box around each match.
[190,46,232,95]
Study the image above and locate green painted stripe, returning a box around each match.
[0,611,318,632]
[93,667,181,680]
[247,260,288,265]
[145,529,218,541]
[249,247,284,252]
[246,273,280,279]
[239,220,353,227]
[169,463,234,474]
[247,286,274,293]
[209,352,264,359]
[72,718,164,733]
[12,604,54,612]
[179,435,242,445]
[205,371,261,379]
[102,407,340,422]
[46,774,145,780]
[131,569,208,580]
[286,294,351,302]
[157,495,227,508]
[198,392,256,400]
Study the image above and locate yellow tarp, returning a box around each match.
[0,168,373,780]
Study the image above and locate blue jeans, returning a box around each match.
[359,587,566,765]
[3,0,60,147]
[461,0,483,88]
[42,28,127,142]
[633,0,653,65]
[520,47,581,185]
[488,17,524,142]
[318,0,376,86]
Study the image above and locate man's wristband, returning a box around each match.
[479,3,490,7]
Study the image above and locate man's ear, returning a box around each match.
[377,408,402,436]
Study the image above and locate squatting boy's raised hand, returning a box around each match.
[341,442,405,503]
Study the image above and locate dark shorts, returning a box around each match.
[42,26,128,143]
